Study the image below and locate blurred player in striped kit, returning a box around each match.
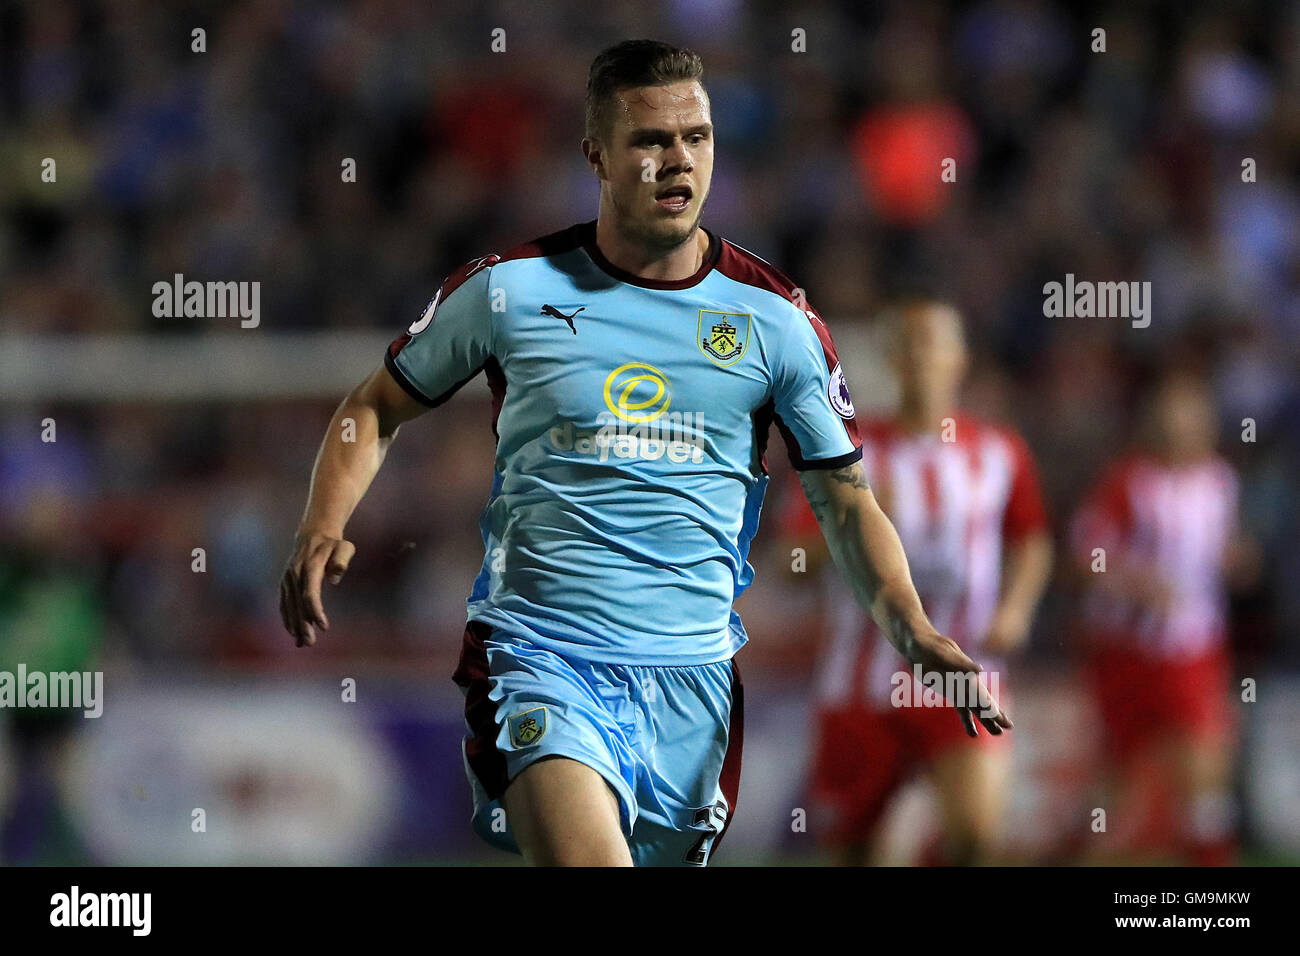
[783,298,1053,865]
[1070,372,1257,865]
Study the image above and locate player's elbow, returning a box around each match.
[351,364,427,439]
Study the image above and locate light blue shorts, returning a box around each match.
[452,622,744,866]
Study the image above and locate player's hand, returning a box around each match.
[904,628,1012,738]
[279,530,355,647]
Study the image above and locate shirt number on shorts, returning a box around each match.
[684,801,729,865]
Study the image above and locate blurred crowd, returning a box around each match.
[1,0,1297,681]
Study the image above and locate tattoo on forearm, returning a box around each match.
[797,473,831,524]
[798,462,869,525]
[801,461,919,652]
[827,463,869,490]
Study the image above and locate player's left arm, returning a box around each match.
[798,463,1011,737]
[984,431,1054,655]
[772,295,1009,735]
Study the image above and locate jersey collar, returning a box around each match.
[580,219,721,290]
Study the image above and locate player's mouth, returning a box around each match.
[654,183,693,214]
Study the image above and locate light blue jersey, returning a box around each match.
[386,220,861,665]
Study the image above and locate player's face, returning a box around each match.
[895,304,967,408]
[591,80,714,252]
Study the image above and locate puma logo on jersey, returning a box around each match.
[540,304,583,334]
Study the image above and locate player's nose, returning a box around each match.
[661,137,693,174]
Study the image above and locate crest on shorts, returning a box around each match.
[507,706,548,747]
[698,310,751,366]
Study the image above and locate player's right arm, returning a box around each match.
[280,364,429,647]
[280,255,499,647]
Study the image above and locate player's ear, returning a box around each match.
[582,138,608,181]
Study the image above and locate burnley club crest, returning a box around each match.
[508,707,547,747]
[698,310,752,366]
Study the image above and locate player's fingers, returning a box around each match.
[974,677,1013,731]
[286,561,322,646]
[983,707,1013,732]
[978,712,1005,735]
[972,676,1008,738]
[280,569,305,645]
[326,539,355,585]
[980,697,1013,731]
[958,706,979,738]
[282,568,313,646]
[291,579,317,646]
[278,571,294,633]
[972,701,1010,734]
[299,546,330,630]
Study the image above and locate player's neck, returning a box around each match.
[594,216,708,281]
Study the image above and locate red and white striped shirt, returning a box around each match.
[1069,455,1239,657]
[787,414,1049,709]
